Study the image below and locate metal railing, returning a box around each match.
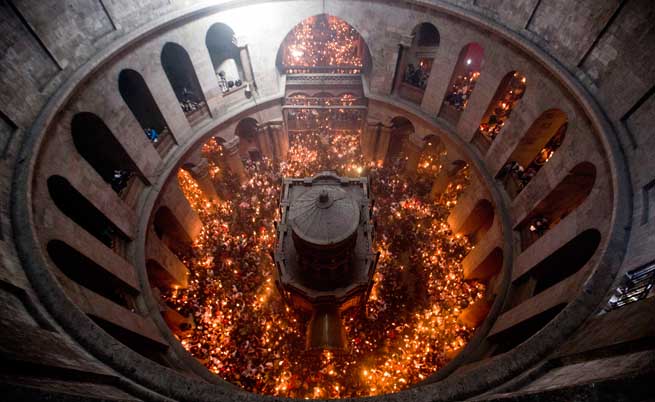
[605,263,655,311]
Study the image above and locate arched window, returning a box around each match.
[415,23,440,47]
[394,23,439,104]
[490,304,566,356]
[498,109,568,199]
[71,112,139,196]
[206,23,244,91]
[277,14,371,74]
[47,240,136,308]
[472,71,527,153]
[235,118,261,161]
[47,175,125,249]
[439,43,485,124]
[385,117,414,165]
[517,162,596,250]
[457,199,494,245]
[161,42,209,123]
[118,69,171,155]
[530,229,600,295]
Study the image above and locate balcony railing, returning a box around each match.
[605,263,655,311]
[284,65,363,75]
[284,96,367,107]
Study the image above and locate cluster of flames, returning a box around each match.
[167,129,485,398]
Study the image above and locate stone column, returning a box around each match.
[222,136,248,185]
[187,158,220,202]
[392,45,409,93]
[374,124,392,165]
[257,123,275,159]
[274,122,289,161]
[240,47,254,83]
[362,123,379,162]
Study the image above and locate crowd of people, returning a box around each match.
[443,71,480,111]
[110,169,132,194]
[179,87,204,114]
[166,129,485,398]
[478,72,526,141]
[403,62,431,90]
[498,128,565,197]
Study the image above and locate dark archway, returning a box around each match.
[71,112,140,195]
[118,69,171,154]
[206,23,243,86]
[415,23,440,47]
[161,42,209,123]
[47,240,135,308]
[47,175,125,248]
[153,206,193,254]
[490,304,566,356]
[472,71,527,153]
[517,162,596,250]
[439,43,484,124]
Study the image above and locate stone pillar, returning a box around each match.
[237,39,255,85]
[363,123,379,162]
[374,124,392,165]
[187,158,220,202]
[222,136,248,185]
[392,44,409,93]
[257,123,275,159]
[276,123,289,161]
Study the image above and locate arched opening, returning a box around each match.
[415,135,445,195]
[394,23,440,104]
[161,42,210,124]
[47,175,125,249]
[531,229,601,294]
[71,112,140,196]
[153,206,193,255]
[517,162,596,250]
[497,109,568,199]
[505,230,601,311]
[490,304,566,356]
[415,23,440,47]
[235,118,261,161]
[385,117,414,166]
[277,14,371,74]
[118,69,172,155]
[89,315,169,365]
[439,43,484,124]
[206,23,244,93]
[466,247,503,281]
[457,199,494,245]
[472,71,527,153]
[47,240,135,309]
[146,259,182,292]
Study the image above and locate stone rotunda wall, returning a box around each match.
[1,1,653,401]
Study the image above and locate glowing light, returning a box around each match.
[166,127,484,398]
